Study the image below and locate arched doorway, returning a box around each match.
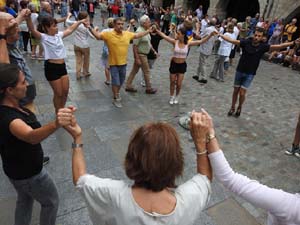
[187,0,210,15]
[226,0,260,21]
[162,0,175,8]
[285,6,300,40]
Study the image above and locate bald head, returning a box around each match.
[210,17,217,26]
[41,1,51,13]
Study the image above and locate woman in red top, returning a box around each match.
[111,3,119,18]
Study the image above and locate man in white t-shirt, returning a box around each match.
[193,17,218,84]
[195,5,203,21]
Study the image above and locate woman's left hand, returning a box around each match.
[190,109,211,145]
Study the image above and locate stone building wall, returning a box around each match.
[152,0,300,21]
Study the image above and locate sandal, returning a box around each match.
[83,73,92,77]
[125,87,138,92]
[235,107,242,117]
[227,108,235,116]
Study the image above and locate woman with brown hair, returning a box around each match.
[0,63,75,225]
[64,111,213,225]
[26,14,87,113]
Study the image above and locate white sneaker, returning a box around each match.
[140,80,146,87]
[174,96,179,104]
[116,93,121,101]
[113,98,122,108]
[169,96,175,105]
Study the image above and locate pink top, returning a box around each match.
[173,41,188,59]
[209,151,300,225]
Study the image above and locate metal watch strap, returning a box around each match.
[72,143,83,148]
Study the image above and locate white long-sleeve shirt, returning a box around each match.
[208,150,300,225]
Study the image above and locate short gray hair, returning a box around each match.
[139,15,150,26]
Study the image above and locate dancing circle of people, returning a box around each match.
[0,1,300,225]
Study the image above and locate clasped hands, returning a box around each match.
[56,106,82,139]
[190,109,215,145]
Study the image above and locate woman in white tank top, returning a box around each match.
[156,26,217,105]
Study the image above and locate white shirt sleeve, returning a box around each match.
[208,151,300,224]
[176,174,211,211]
[76,174,128,222]
[58,31,64,39]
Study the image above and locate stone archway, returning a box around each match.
[208,0,300,21]
[210,0,261,20]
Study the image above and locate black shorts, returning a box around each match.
[169,60,187,74]
[44,61,68,81]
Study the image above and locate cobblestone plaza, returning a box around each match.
[0,12,300,225]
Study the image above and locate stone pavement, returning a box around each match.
[1,12,300,225]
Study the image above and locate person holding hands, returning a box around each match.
[197,109,300,225]
[63,108,213,224]
[155,26,217,104]
[26,12,88,113]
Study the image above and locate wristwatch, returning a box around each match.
[72,142,83,149]
[0,34,6,40]
[206,133,216,143]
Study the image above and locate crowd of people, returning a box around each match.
[0,0,300,225]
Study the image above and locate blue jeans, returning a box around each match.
[9,168,59,225]
[110,65,127,86]
[234,71,255,89]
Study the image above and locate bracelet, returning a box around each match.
[196,150,208,155]
[206,133,216,143]
[72,142,83,149]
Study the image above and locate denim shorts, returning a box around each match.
[110,65,127,86]
[234,71,255,89]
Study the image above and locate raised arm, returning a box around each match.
[63,18,87,38]
[133,28,151,39]
[0,12,18,63]
[189,31,217,47]
[155,29,176,45]
[219,33,240,46]
[205,111,300,223]
[26,15,42,39]
[269,38,299,51]
[88,26,103,40]
[65,12,74,26]
[190,110,212,181]
[62,107,86,185]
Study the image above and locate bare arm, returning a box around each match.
[26,16,42,39]
[63,19,86,38]
[219,33,240,46]
[189,32,215,47]
[61,110,86,185]
[72,135,86,185]
[155,29,176,45]
[0,12,18,63]
[190,111,212,181]
[8,107,75,145]
[9,119,59,145]
[269,39,297,52]
[88,26,103,40]
[133,29,150,39]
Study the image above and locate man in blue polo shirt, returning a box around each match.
[219,27,299,117]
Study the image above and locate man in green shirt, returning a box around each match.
[125,15,157,94]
